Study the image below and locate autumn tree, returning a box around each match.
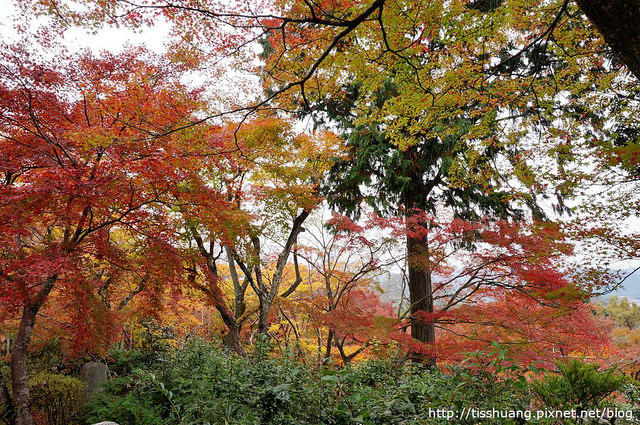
[16,0,640,362]
[264,0,636,362]
[183,225,253,355]
[320,85,521,358]
[600,296,640,330]
[176,117,301,354]
[291,212,400,364]
[224,120,339,339]
[596,297,640,379]
[176,117,340,352]
[0,42,226,424]
[374,212,609,364]
[212,0,627,362]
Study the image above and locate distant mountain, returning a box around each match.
[373,268,640,305]
[375,272,405,306]
[608,268,640,301]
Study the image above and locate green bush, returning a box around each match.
[29,372,86,425]
[531,359,627,412]
[530,358,637,424]
[88,341,335,424]
[85,374,167,425]
[87,340,541,425]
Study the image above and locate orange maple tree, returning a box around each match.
[0,42,231,424]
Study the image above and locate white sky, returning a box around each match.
[0,0,170,53]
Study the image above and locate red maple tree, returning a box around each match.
[0,42,230,424]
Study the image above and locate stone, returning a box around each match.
[92,422,119,425]
[81,362,109,399]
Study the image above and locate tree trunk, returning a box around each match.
[10,275,56,425]
[223,322,246,357]
[406,233,436,365]
[404,189,436,365]
[211,300,245,357]
[575,0,640,80]
[257,295,272,336]
[11,305,38,425]
[255,209,309,338]
[324,329,334,363]
[333,334,349,366]
[223,246,247,357]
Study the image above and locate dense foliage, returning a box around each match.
[83,340,639,425]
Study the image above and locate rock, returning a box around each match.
[81,362,109,399]
[92,422,119,425]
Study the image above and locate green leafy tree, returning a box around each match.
[532,358,627,416]
[601,296,640,330]
[321,81,520,360]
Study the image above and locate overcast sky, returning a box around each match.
[0,0,170,52]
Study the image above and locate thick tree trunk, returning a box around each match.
[10,275,56,425]
[406,233,436,365]
[210,298,245,356]
[574,0,640,80]
[11,305,39,425]
[404,189,436,365]
[222,322,246,357]
[257,295,272,336]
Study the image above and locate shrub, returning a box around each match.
[29,372,86,425]
[87,340,540,425]
[531,358,627,412]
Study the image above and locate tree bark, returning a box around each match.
[190,228,247,356]
[10,275,56,425]
[406,233,436,365]
[222,322,245,356]
[324,329,334,363]
[404,191,436,365]
[254,209,309,337]
[575,0,640,80]
[257,294,272,336]
[223,246,247,356]
[11,307,41,425]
